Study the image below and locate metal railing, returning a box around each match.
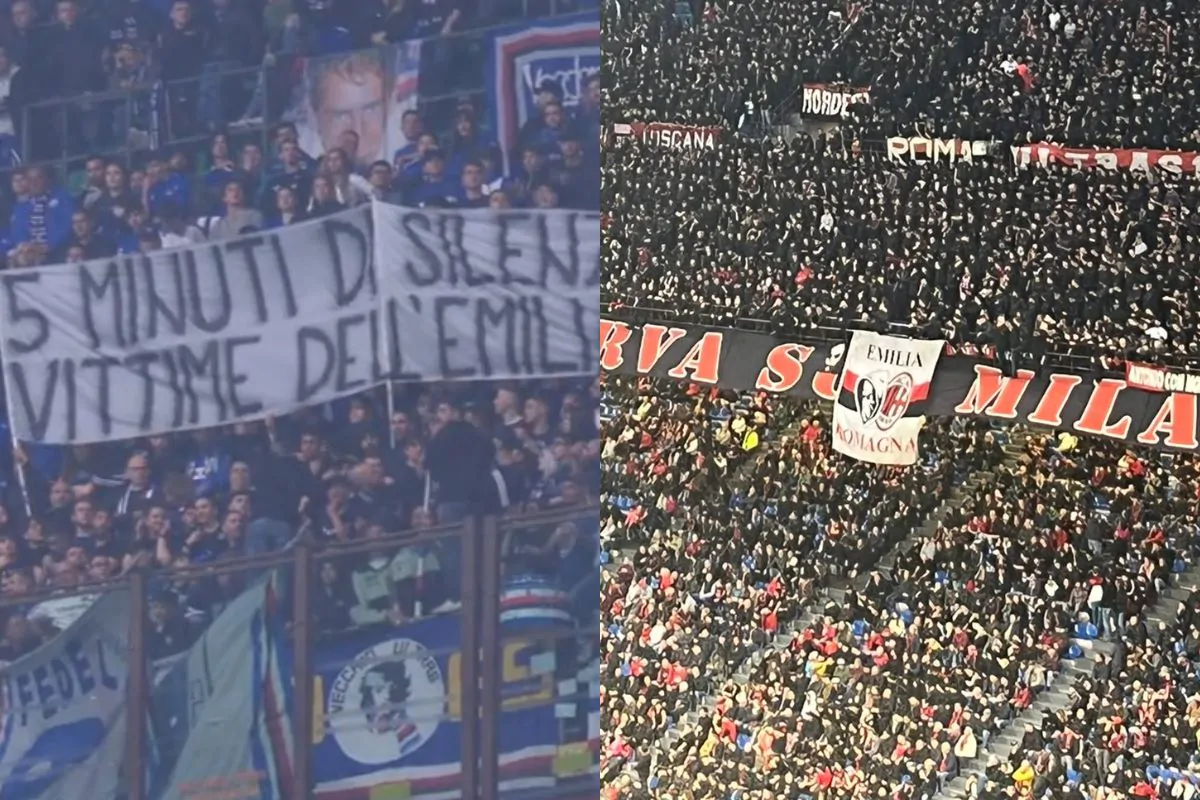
[15,0,596,181]
[0,504,599,800]
[600,297,1110,374]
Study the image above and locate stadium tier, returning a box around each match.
[0,0,600,798]
[602,1,1200,800]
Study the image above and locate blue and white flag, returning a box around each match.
[485,13,600,172]
[0,590,129,800]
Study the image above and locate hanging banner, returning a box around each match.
[373,204,599,383]
[611,121,721,150]
[485,13,600,170]
[831,331,944,465]
[800,83,871,119]
[150,576,290,800]
[283,43,424,172]
[1124,361,1200,395]
[1012,143,1200,175]
[312,615,569,798]
[600,319,1200,455]
[155,573,595,799]
[0,206,379,445]
[0,590,130,800]
[0,205,600,444]
[886,137,993,163]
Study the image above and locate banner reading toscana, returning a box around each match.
[601,318,1200,456]
[0,204,600,445]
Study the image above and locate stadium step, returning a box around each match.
[933,560,1200,798]
[857,435,1028,586]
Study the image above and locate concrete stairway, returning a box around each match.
[658,429,1032,752]
[866,430,1032,584]
[939,561,1200,799]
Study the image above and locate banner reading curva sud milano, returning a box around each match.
[600,319,1200,455]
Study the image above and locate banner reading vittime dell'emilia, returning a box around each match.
[600,319,1200,455]
[0,204,599,445]
[486,13,600,172]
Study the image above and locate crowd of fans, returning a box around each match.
[0,378,599,664]
[601,377,1200,800]
[604,0,1195,148]
[603,131,1200,368]
[599,0,1200,798]
[967,440,1200,800]
[0,0,600,269]
[600,376,1009,797]
[602,0,1200,368]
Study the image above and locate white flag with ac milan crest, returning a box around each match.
[832,331,945,465]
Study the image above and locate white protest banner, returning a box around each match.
[0,590,130,799]
[373,204,600,382]
[0,206,380,444]
[886,137,992,164]
[831,331,944,465]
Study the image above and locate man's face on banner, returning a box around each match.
[316,64,385,168]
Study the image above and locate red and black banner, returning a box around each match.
[610,122,722,150]
[600,319,1200,453]
[1124,361,1200,395]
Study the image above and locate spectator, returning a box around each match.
[407,149,457,207]
[304,173,344,217]
[3,1,40,76]
[0,46,25,139]
[209,180,264,239]
[57,209,116,261]
[321,146,370,206]
[142,155,192,222]
[10,166,74,255]
[159,0,208,136]
[79,156,109,210]
[455,160,488,208]
[261,138,313,213]
[266,184,305,228]
[108,39,160,150]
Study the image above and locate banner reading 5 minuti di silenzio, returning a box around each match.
[0,203,599,444]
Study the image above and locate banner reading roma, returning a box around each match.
[832,331,943,465]
[600,319,1200,455]
[887,137,993,164]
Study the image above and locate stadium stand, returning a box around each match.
[0,0,599,798]
[602,0,1200,370]
[601,1,1200,800]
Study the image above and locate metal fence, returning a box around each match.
[600,297,1104,374]
[17,0,594,183]
[0,504,599,800]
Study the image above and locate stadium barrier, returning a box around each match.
[0,505,599,800]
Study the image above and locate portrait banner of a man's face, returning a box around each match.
[284,42,423,171]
